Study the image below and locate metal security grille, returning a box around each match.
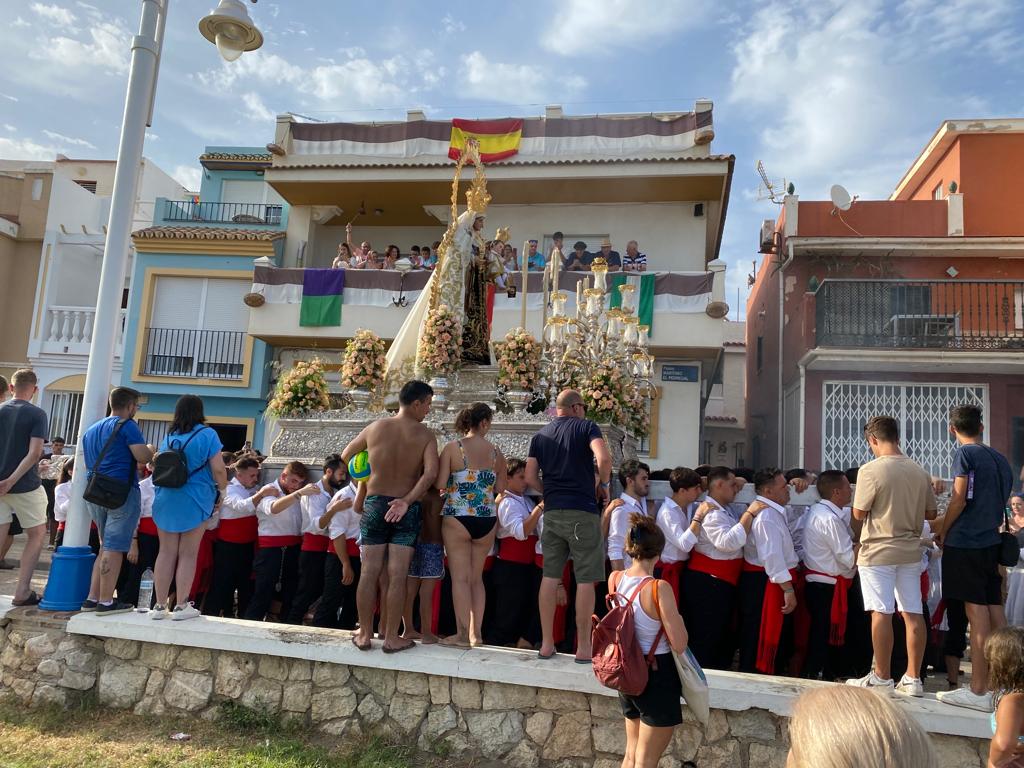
[48,391,85,446]
[821,381,987,479]
[138,419,170,449]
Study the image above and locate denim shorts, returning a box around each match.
[87,485,142,553]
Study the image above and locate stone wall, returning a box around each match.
[0,611,990,768]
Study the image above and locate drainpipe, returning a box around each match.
[777,239,794,465]
[798,356,806,467]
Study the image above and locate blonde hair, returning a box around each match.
[788,687,937,768]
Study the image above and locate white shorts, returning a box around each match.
[859,562,923,615]
[0,487,48,529]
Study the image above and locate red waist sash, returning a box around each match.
[346,538,360,558]
[137,517,158,536]
[805,569,853,647]
[687,551,743,587]
[218,516,258,544]
[258,535,302,548]
[745,564,804,674]
[655,560,686,601]
[301,532,331,553]
[499,535,538,565]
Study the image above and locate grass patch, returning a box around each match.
[0,702,438,768]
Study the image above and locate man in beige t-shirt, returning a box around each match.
[846,416,937,697]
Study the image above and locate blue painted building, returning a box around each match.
[123,147,287,451]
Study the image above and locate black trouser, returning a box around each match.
[313,554,360,629]
[55,526,100,554]
[41,479,57,545]
[840,574,874,678]
[737,569,768,673]
[804,580,845,681]
[115,532,159,608]
[944,599,968,659]
[681,569,737,670]
[485,559,541,646]
[286,549,327,624]
[244,544,300,622]
[204,540,255,618]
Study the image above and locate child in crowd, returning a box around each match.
[53,459,100,553]
[402,490,444,644]
[986,626,1024,768]
[315,475,360,629]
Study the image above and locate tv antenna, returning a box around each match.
[756,160,791,204]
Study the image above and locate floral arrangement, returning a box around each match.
[624,382,652,439]
[340,329,387,391]
[578,363,629,426]
[418,304,463,377]
[267,358,331,417]
[496,327,541,391]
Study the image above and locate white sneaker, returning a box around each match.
[895,675,924,697]
[150,604,167,620]
[936,686,993,712]
[171,602,200,621]
[846,671,895,691]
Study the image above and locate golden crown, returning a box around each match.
[493,226,510,243]
[466,178,491,215]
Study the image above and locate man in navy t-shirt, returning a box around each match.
[936,404,1013,713]
[80,387,153,614]
[526,389,612,663]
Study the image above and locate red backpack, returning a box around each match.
[591,575,665,696]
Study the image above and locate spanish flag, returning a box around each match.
[448,118,523,163]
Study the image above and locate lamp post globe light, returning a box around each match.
[39,0,263,611]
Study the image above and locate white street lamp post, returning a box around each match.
[41,0,262,611]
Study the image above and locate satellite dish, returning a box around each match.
[830,184,853,211]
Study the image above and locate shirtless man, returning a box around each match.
[342,380,438,652]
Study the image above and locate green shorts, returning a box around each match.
[360,495,421,548]
[541,508,604,584]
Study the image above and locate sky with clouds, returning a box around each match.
[1,0,1022,309]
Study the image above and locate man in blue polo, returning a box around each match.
[526,389,612,663]
[526,239,546,271]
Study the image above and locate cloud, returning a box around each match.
[442,14,466,35]
[0,136,63,160]
[3,125,15,133]
[145,132,159,142]
[42,129,95,149]
[31,20,131,76]
[542,0,706,52]
[30,2,77,28]
[172,165,201,193]
[460,51,586,104]
[195,50,439,112]
[12,17,30,28]
[0,93,17,102]
[242,92,276,123]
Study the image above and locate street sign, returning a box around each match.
[661,364,699,382]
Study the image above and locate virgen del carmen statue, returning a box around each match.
[268,139,656,469]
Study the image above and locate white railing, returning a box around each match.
[44,306,128,351]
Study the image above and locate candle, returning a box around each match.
[591,257,609,293]
[551,291,567,318]
[619,284,637,314]
[638,325,650,347]
[623,315,639,344]
[551,246,561,293]
[584,288,602,317]
[520,240,528,331]
[576,278,584,317]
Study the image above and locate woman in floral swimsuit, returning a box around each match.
[437,402,507,647]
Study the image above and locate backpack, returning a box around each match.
[591,575,664,696]
[151,427,209,488]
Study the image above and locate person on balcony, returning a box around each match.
[526,240,545,271]
[623,240,648,272]
[408,245,423,269]
[564,241,591,271]
[422,244,437,270]
[332,242,354,269]
[595,238,622,271]
[383,245,400,270]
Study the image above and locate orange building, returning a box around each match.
[746,119,1024,479]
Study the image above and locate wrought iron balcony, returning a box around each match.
[815,279,1024,350]
[162,200,283,225]
[142,328,246,380]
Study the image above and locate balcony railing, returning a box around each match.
[143,328,246,380]
[43,306,127,354]
[815,279,1024,350]
[162,200,283,226]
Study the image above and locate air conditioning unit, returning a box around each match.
[759,219,776,253]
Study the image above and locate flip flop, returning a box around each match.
[537,649,556,660]
[574,657,592,665]
[350,636,372,652]
[12,591,40,607]
[382,641,416,654]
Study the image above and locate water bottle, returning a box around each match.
[137,568,154,613]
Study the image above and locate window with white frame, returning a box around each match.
[143,276,249,380]
[47,391,85,446]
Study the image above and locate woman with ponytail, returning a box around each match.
[436,402,507,647]
[611,512,689,768]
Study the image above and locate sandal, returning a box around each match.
[12,591,40,607]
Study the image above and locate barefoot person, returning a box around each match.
[402,489,444,645]
[437,403,507,647]
[342,380,438,653]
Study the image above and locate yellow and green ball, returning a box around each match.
[348,450,371,481]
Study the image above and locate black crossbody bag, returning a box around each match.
[83,419,133,510]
